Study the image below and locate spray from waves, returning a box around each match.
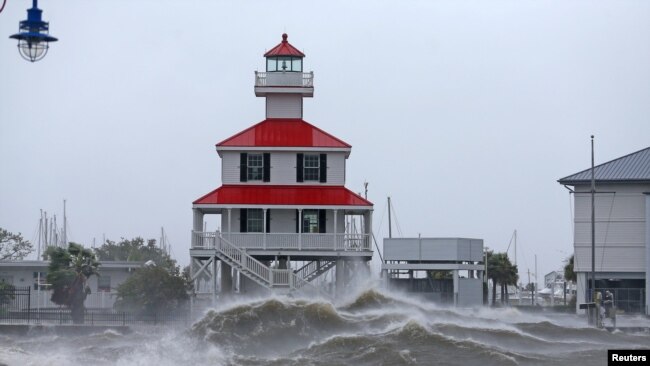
[2,286,649,366]
[191,287,650,365]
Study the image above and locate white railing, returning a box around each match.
[294,260,335,282]
[254,71,314,88]
[29,291,117,309]
[196,232,331,297]
[192,231,371,252]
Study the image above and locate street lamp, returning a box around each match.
[9,0,58,62]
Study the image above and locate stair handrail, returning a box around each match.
[216,232,271,285]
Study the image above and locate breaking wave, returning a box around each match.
[1,287,649,366]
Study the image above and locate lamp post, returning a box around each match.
[9,0,58,62]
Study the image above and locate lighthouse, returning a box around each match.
[189,34,373,300]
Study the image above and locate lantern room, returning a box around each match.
[264,33,305,72]
[255,34,313,98]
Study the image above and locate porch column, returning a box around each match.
[453,269,459,306]
[221,261,233,294]
[227,208,232,239]
[335,259,345,298]
[298,208,303,250]
[192,209,203,248]
[212,257,218,304]
[364,210,373,250]
[263,208,267,250]
[333,209,338,249]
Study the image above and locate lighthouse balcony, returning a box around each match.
[192,231,370,252]
[254,71,314,97]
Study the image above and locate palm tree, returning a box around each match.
[488,252,518,306]
[46,243,100,324]
[564,254,576,283]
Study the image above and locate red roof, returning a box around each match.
[216,119,351,148]
[194,185,373,206]
[264,33,305,57]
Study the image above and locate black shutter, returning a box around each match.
[296,153,304,182]
[295,209,300,233]
[240,153,248,182]
[266,209,271,233]
[263,153,271,182]
[319,154,327,183]
[318,209,326,233]
[240,209,247,233]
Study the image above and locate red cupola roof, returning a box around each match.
[216,119,351,148]
[264,33,305,57]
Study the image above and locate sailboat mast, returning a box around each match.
[63,199,67,247]
[387,196,392,239]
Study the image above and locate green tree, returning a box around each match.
[0,280,16,307]
[0,228,33,261]
[114,264,191,314]
[45,243,100,324]
[95,237,176,270]
[488,252,518,306]
[564,254,576,283]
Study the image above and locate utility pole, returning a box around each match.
[534,255,538,306]
[63,199,67,247]
[528,269,533,305]
[590,135,596,325]
[364,181,368,200]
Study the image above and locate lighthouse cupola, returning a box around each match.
[265,33,304,72]
[255,33,314,111]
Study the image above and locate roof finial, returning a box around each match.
[282,33,288,42]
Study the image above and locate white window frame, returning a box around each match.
[247,209,264,233]
[303,154,320,181]
[247,153,263,181]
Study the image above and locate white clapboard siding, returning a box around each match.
[572,183,649,273]
[222,151,346,185]
[574,246,645,272]
[266,94,302,118]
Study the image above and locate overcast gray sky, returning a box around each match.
[1,0,649,281]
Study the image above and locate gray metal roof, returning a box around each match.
[558,146,650,185]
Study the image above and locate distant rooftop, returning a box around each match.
[558,146,650,185]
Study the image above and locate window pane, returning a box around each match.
[248,154,263,181]
[292,58,302,72]
[304,154,319,181]
[247,209,264,233]
[278,57,291,71]
[302,210,319,233]
[267,58,276,72]
[98,276,111,292]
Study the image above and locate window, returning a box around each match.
[247,154,263,181]
[302,210,319,233]
[297,153,326,183]
[298,209,326,233]
[265,57,303,72]
[32,272,46,290]
[246,209,264,233]
[97,276,111,292]
[241,153,270,182]
[303,154,320,181]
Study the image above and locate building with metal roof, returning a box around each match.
[558,146,650,315]
[189,34,373,301]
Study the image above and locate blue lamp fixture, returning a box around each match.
[9,0,58,62]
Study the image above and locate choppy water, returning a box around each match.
[1,288,649,366]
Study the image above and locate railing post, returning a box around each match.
[298,209,302,250]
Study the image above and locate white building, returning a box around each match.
[382,238,485,307]
[558,146,650,314]
[0,260,142,309]
[189,34,373,299]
